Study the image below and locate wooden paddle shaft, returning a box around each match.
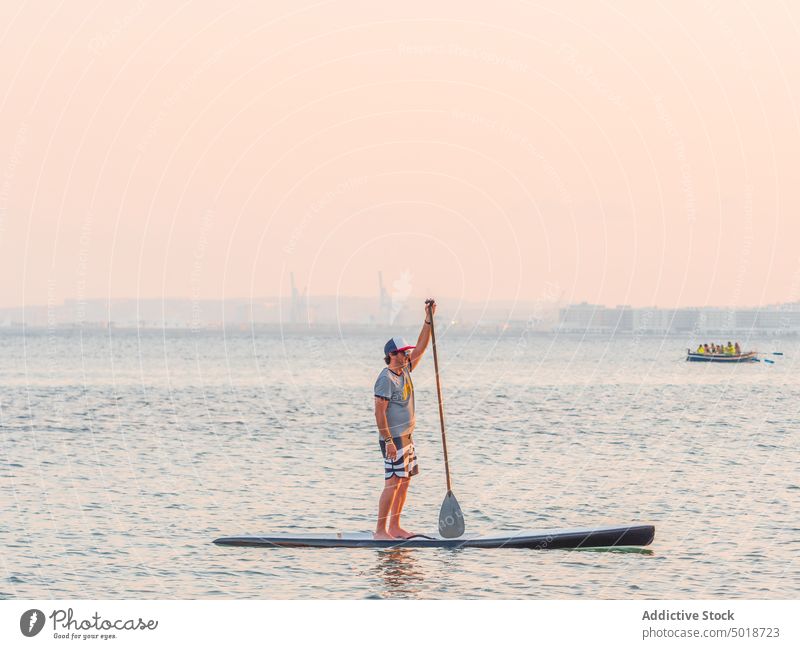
[426,300,452,492]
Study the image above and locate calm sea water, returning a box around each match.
[1,328,798,599]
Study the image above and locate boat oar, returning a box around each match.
[426,299,465,538]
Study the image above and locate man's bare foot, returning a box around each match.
[373,531,395,540]
[387,527,415,539]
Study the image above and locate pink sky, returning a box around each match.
[1,0,799,309]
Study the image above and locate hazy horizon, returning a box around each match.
[2,1,799,310]
[4,290,800,312]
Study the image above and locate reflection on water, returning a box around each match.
[374,549,424,597]
[1,330,799,598]
[572,547,654,556]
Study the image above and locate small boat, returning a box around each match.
[686,350,758,363]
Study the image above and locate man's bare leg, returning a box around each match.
[387,477,414,538]
[375,476,400,539]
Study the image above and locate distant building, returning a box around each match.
[557,302,606,332]
[2,297,800,333]
[556,302,800,335]
[632,307,666,333]
[670,308,700,332]
[701,308,734,333]
[603,305,633,332]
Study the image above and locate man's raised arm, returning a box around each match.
[409,299,436,371]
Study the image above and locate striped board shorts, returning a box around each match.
[379,435,419,479]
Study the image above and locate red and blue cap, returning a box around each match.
[384,336,415,355]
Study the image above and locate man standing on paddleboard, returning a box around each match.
[373,299,436,540]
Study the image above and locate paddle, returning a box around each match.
[425,299,465,538]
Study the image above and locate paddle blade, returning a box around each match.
[438,490,465,538]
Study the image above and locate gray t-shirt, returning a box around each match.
[374,366,415,439]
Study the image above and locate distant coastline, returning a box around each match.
[2,296,799,335]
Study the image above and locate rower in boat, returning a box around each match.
[687,343,757,362]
